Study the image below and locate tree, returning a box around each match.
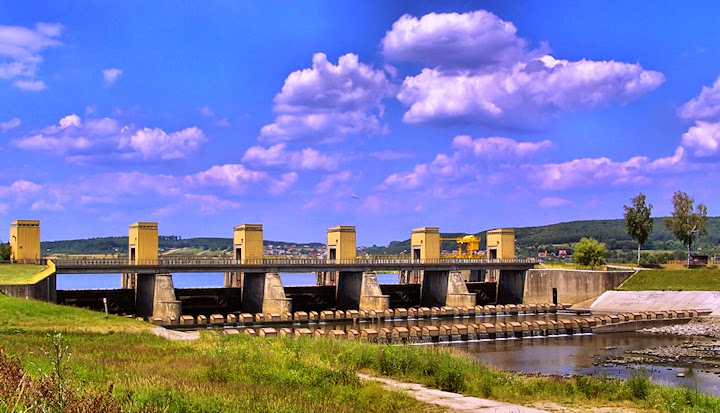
[573,237,607,268]
[0,242,10,261]
[623,193,654,267]
[664,191,708,267]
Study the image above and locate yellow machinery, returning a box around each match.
[441,235,482,258]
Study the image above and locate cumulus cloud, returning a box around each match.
[185,164,298,195]
[260,53,393,143]
[242,143,338,171]
[183,193,241,214]
[382,10,545,70]
[678,76,720,121]
[681,121,720,157]
[102,68,122,85]
[12,113,206,162]
[398,58,664,126]
[315,170,354,195]
[381,135,549,191]
[123,126,205,160]
[451,135,551,158]
[0,22,63,91]
[385,10,664,128]
[0,117,21,131]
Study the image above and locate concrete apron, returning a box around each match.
[590,291,720,315]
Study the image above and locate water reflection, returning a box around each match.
[447,333,720,396]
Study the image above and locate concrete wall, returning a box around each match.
[0,273,56,302]
[421,270,448,307]
[497,270,525,304]
[524,269,634,305]
[336,271,362,310]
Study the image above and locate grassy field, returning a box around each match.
[620,267,720,291]
[1,294,720,412]
[0,264,45,285]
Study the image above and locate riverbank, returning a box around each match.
[3,294,720,411]
[605,317,720,370]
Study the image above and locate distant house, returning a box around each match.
[558,250,567,256]
[690,254,709,266]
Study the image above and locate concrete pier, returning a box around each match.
[242,272,291,314]
[336,271,390,311]
[135,273,181,322]
[421,270,476,307]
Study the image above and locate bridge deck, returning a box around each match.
[52,257,537,274]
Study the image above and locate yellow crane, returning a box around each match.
[441,234,482,258]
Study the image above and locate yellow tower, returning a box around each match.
[9,220,40,263]
[411,227,440,260]
[326,226,356,260]
[486,228,515,260]
[128,222,158,264]
[233,224,263,262]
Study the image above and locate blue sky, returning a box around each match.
[2,1,720,245]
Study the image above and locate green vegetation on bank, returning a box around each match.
[0,264,45,285]
[619,268,720,291]
[2,294,720,412]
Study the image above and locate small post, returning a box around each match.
[103,297,109,318]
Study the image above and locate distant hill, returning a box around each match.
[40,217,720,257]
[41,236,324,255]
[365,217,720,257]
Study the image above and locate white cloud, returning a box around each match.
[368,150,413,161]
[382,135,549,192]
[183,194,241,214]
[242,143,338,171]
[382,10,544,70]
[0,22,62,90]
[385,10,664,128]
[452,135,551,158]
[12,79,46,91]
[527,157,657,190]
[679,76,720,121]
[13,113,206,163]
[538,197,571,208]
[185,164,298,195]
[102,68,122,86]
[315,170,354,195]
[0,180,42,198]
[398,58,664,126]
[260,53,393,143]
[681,121,720,157]
[125,126,205,160]
[0,117,20,131]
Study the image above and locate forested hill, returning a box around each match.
[40,236,323,255]
[365,217,720,256]
[38,217,720,256]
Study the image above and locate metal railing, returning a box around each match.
[51,256,537,267]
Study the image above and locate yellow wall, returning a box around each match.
[486,228,515,259]
[410,227,440,260]
[233,224,263,261]
[128,222,158,263]
[9,220,40,262]
[327,226,356,260]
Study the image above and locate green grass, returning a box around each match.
[0,293,148,333]
[2,294,720,412]
[619,267,720,291]
[0,264,45,285]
